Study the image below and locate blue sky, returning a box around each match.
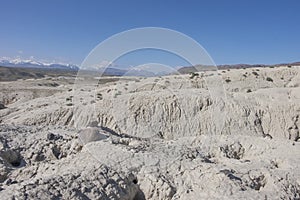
[0,0,299,66]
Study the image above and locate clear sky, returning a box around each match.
[0,0,299,66]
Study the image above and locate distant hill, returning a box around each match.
[0,66,77,81]
[177,62,300,74]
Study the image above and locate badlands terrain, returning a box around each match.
[0,66,300,199]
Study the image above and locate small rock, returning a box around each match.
[4,178,12,185]
[0,164,9,183]
[0,103,5,110]
[46,133,62,141]
[47,144,61,160]
[70,140,82,153]
[47,133,55,140]
[88,121,99,127]
[33,153,46,162]
[0,142,4,151]
[220,142,245,160]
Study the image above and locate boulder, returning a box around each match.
[78,127,109,145]
[0,149,22,167]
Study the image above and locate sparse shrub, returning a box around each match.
[243,74,247,78]
[269,66,274,68]
[287,65,292,68]
[96,93,103,100]
[266,77,273,82]
[114,91,122,98]
[252,71,259,76]
[270,160,279,169]
[246,89,252,93]
[68,89,72,92]
[66,97,72,101]
[66,103,73,106]
[189,72,199,79]
[225,78,231,83]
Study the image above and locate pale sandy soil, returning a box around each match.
[0,66,300,199]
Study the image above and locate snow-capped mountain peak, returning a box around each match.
[0,58,79,70]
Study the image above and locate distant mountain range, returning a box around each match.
[0,58,79,70]
[0,59,170,77]
[0,59,131,76]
